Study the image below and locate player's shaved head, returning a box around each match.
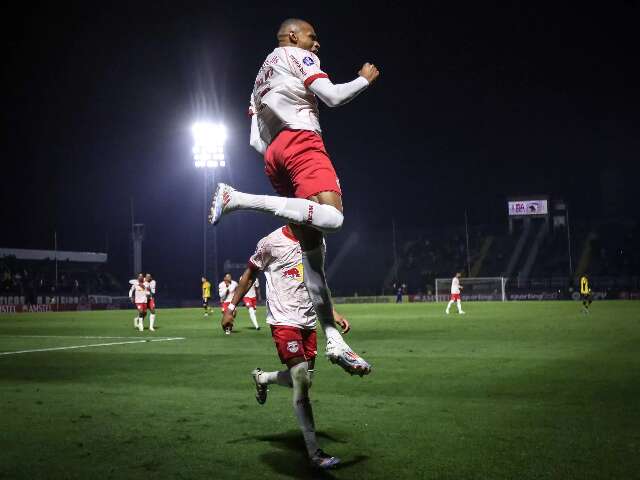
[277,18,320,54]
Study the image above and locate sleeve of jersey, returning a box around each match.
[248,238,270,271]
[308,76,369,108]
[218,283,226,299]
[286,49,329,87]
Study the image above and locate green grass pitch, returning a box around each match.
[1,301,639,479]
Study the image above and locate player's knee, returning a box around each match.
[290,361,311,388]
[316,204,343,233]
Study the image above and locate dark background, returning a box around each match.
[2,1,638,290]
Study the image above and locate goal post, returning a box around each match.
[435,277,507,302]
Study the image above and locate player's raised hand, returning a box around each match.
[359,62,380,84]
[221,309,236,332]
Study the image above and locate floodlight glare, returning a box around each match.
[192,121,227,168]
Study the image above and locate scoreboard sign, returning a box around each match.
[507,199,548,216]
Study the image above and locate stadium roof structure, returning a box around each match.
[0,248,107,263]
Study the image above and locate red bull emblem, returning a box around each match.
[282,263,304,281]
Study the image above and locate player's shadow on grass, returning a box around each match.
[230,430,368,479]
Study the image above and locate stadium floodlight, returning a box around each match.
[192,122,227,168]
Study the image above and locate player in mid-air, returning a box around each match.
[202,276,212,316]
[209,18,378,374]
[240,273,261,330]
[580,274,592,314]
[445,272,466,315]
[221,224,354,469]
[129,276,150,331]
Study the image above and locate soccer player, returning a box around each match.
[240,274,261,330]
[219,273,238,315]
[580,274,592,314]
[145,273,157,331]
[202,277,212,316]
[209,18,378,373]
[129,276,150,332]
[129,273,145,329]
[445,272,465,315]
[221,225,356,469]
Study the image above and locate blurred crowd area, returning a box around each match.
[0,257,122,300]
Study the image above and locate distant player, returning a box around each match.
[129,276,150,331]
[241,274,261,330]
[580,274,592,314]
[219,273,238,334]
[445,272,465,315]
[129,273,145,329]
[202,277,212,316]
[145,273,157,331]
[209,18,377,372]
[221,225,354,469]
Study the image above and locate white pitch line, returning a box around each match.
[1,335,176,340]
[0,337,185,356]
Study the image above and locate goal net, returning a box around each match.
[435,277,507,302]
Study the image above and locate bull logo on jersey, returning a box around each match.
[302,56,315,66]
[287,341,300,353]
[282,263,304,282]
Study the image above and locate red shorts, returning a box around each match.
[270,325,317,364]
[147,298,156,310]
[243,297,257,309]
[136,303,148,315]
[265,129,342,199]
[450,293,461,301]
[221,302,231,313]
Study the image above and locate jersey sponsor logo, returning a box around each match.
[282,263,304,282]
[287,341,300,353]
[302,56,315,66]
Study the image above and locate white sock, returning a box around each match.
[230,191,343,234]
[138,316,144,331]
[290,362,318,457]
[301,246,343,346]
[248,307,259,329]
[457,299,462,313]
[260,370,292,387]
[134,317,139,327]
[446,300,453,313]
[149,313,155,329]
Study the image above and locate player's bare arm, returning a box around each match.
[333,309,350,334]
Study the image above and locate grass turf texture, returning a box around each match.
[1,301,639,479]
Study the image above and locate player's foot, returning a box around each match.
[149,327,155,331]
[204,312,209,317]
[459,311,466,315]
[209,183,235,225]
[224,327,231,335]
[310,449,341,469]
[251,368,268,405]
[138,323,144,332]
[325,338,371,376]
[255,326,260,331]
[445,310,450,315]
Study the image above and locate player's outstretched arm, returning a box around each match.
[309,63,379,108]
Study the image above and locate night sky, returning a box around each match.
[2,2,639,286]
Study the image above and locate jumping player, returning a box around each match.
[202,277,212,316]
[129,276,150,331]
[221,225,356,469]
[240,274,261,330]
[210,18,378,373]
[445,272,465,315]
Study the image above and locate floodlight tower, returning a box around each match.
[192,122,227,283]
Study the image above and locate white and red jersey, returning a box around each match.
[129,283,150,304]
[451,277,461,295]
[249,47,328,150]
[244,278,260,299]
[248,226,318,329]
[218,280,238,303]
[147,280,156,297]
